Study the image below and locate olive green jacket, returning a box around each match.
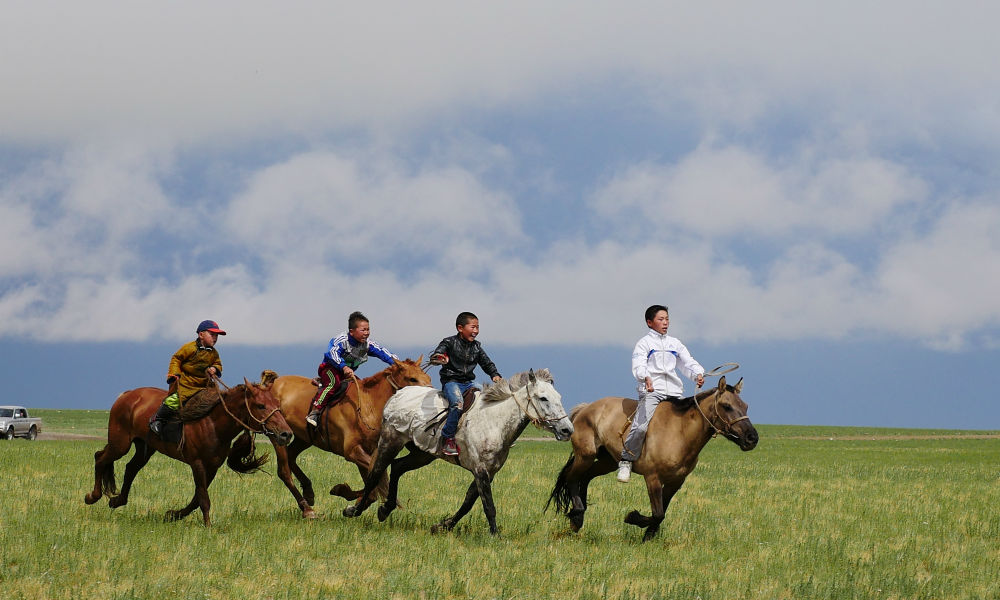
[168,340,223,405]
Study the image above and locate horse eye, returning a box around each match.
[255,403,266,410]
[539,396,549,403]
[720,403,733,411]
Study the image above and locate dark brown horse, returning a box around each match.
[268,357,431,518]
[84,376,293,526]
[548,376,758,541]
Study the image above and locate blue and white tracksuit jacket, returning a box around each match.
[622,329,704,460]
[324,332,396,372]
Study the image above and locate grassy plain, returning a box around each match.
[2,412,998,599]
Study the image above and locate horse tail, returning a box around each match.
[569,402,590,422]
[227,431,268,474]
[545,451,576,515]
[95,448,119,497]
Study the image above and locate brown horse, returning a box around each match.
[269,357,431,518]
[548,376,758,542]
[84,376,293,526]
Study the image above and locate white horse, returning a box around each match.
[343,369,574,535]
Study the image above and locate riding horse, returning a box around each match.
[84,375,293,526]
[547,376,758,541]
[268,357,431,518]
[343,369,574,535]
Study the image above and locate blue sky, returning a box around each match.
[2,3,999,429]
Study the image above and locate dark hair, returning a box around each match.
[456,311,478,328]
[645,305,669,322]
[348,311,369,330]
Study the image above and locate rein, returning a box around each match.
[211,377,283,436]
[348,370,402,433]
[691,389,750,441]
[507,381,569,430]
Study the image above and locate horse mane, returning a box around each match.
[480,369,553,403]
[670,385,734,412]
[569,402,589,422]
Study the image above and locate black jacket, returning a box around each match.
[432,334,501,385]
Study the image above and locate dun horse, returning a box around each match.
[344,369,574,535]
[268,357,431,518]
[548,376,758,541]
[84,375,293,526]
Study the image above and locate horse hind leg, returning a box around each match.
[377,448,436,522]
[108,439,155,509]
[343,436,406,518]
[85,445,117,504]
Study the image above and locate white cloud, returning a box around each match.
[3,3,998,145]
[592,143,925,238]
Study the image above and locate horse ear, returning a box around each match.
[416,354,424,365]
[528,368,536,383]
[244,377,255,390]
[734,377,743,393]
[717,376,727,392]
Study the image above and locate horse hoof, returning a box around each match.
[330,484,354,499]
[641,529,659,543]
[108,496,125,509]
[84,492,100,505]
[624,510,647,527]
[343,505,358,518]
[164,510,181,522]
[303,508,317,519]
[377,504,393,522]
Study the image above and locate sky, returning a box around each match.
[2,2,999,429]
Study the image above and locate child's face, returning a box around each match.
[198,330,220,347]
[647,310,669,335]
[457,318,480,342]
[349,321,371,343]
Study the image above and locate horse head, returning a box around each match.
[388,355,433,389]
[706,376,758,451]
[523,369,574,441]
[241,377,293,446]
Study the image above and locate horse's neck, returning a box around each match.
[359,372,395,409]
[467,388,530,445]
[212,391,251,442]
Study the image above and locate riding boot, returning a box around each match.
[149,403,178,437]
[305,405,322,427]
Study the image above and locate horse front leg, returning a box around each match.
[432,480,479,534]
[624,474,678,542]
[166,461,215,526]
[108,439,154,509]
[474,470,500,535]
[274,439,316,518]
[332,443,386,501]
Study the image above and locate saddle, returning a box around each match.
[459,386,479,411]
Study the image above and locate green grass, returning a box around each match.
[31,409,110,438]
[2,411,999,599]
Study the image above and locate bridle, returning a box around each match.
[691,387,750,442]
[509,379,569,430]
[212,377,284,437]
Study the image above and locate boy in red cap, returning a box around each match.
[150,319,226,438]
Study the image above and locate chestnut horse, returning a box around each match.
[547,376,758,541]
[84,375,293,526]
[268,357,431,518]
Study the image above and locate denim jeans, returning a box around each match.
[442,380,476,439]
